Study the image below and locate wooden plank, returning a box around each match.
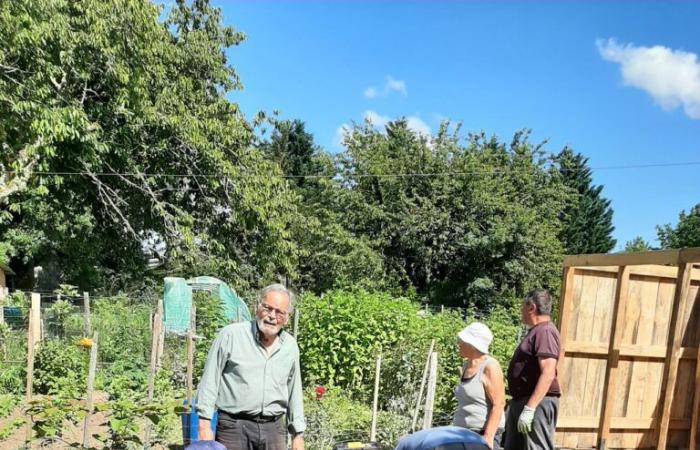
[656,263,693,450]
[598,266,631,450]
[559,416,691,429]
[565,342,700,360]
[652,280,676,346]
[557,267,576,379]
[577,264,700,281]
[679,247,700,264]
[147,313,162,401]
[690,320,700,450]
[564,249,682,268]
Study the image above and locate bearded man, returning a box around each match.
[195,284,305,450]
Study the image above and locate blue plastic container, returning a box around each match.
[181,401,218,445]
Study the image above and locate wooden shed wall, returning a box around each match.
[555,262,700,450]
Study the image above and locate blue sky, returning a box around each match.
[211,0,699,251]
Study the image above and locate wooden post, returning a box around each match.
[370,353,382,442]
[31,293,40,346]
[293,309,299,337]
[411,340,435,431]
[82,331,99,449]
[83,292,91,336]
[186,329,194,407]
[689,345,700,450]
[145,312,162,448]
[422,351,439,430]
[147,312,162,401]
[597,266,631,450]
[26,309,35,401]
[656,263,693,450]
[156,300,164,367]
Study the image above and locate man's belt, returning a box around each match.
[224,411,282,423]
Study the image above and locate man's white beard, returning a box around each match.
[257,318,281,337]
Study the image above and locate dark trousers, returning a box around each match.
[216,412,287,450]
[503,397,558,450]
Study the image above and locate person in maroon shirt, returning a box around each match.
[504,289,560,450]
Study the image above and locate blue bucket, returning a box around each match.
[181,401,218,445]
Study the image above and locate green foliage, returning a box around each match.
[33,338,88,397]
[0,394,18,419]
[82,295,151,365]
[657,203,700,249]
[335,124,569,309]
[0,0,300,290]
[26,396,84,442]
[0,365,24,396]
[193,291,228,385]
[624,236,653,252]
[557,148,616,254]
[46,298,74,338]
[297,290,521,421]
[304,386,409,450]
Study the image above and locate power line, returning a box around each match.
[5,160,700,179]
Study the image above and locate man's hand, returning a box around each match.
[517,405,536,434]
[291,432,304,450]
[198,418,214,441]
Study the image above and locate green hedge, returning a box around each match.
[296,290,522,422]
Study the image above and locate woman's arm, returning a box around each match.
[482,361,506,448]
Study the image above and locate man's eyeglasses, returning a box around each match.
[259,303,289,319]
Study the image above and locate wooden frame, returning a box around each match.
[556,247,700,450]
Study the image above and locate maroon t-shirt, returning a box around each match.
[507,321,561,400]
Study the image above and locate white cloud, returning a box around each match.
[363,75,408,99]
[364,110,431,137]
[363,110,391,128]
[597,38,700,119]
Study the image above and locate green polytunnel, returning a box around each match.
[163,276,251,333]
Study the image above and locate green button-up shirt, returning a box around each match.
[195,320,306,434]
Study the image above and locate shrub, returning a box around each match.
[33,339,88,397]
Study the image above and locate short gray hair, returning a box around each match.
[524,288,552,316]
[258,283,295,313]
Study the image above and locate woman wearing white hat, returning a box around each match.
[453,322,506,450]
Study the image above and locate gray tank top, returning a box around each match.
[453,356,506,430]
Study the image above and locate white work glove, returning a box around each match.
[517,405,536,434]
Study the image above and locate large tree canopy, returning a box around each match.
[0,0,299,289]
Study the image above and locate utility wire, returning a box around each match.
[4,161,700,179]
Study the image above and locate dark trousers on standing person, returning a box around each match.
[215,411,287,450]
[503,397,558,450]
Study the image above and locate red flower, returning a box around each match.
[315,385,327,400]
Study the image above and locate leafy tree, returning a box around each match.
[335,121,570,309]
[0,0,299,290]
[657,203,700,249]
[259,119,392,293]
[556,148,616,254]
[624,236,652,252]
[261,119,325,185]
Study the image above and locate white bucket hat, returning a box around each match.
[457,322,493,355]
